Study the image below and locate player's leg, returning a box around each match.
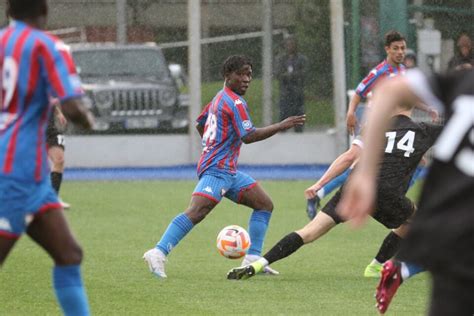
[47,133,70,209]
[0,237,18,266]
[227,191,340,280]
[48,145,65,193]
[26,209,89,316]
[306,168,351,220]
[365,198,416,277]
[364,225,407,278]
[144,174,223,278]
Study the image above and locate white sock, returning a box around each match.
[400,262,409,281]
[317,188,325,199]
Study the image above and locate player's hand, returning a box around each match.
[56,110,68,127]
[304,183,321,200]
[346,112,357,135]
[428,108,439,123]
[336,170,376,228]
[279,114,306,131]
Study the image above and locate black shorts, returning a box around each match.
[46,121,65,149]
[322,186,415,229]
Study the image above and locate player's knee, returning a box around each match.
[262,199,274,212]
[54,243,83,266]
[185,205,213,224]
[52,155,65,170]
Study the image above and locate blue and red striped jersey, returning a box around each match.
[0,21,83,182]
[355,59,406,98]
[196,86,256,176]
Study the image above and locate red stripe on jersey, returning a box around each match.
[39,41,66,98]
[34,105,50,181]
[24,41,40,108]
[223,102,240,138]
[3,29,31,174]
[217,102,230,169]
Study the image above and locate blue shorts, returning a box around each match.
[192,170,257,204]
[0,177,61,239]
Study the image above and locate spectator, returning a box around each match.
[274,36,308,133]
[404,49,417,69]
[448,32,474,70]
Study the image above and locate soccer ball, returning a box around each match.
[216,225,251,259]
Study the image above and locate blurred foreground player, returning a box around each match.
[0,0,94,314]
[338,68,474,315]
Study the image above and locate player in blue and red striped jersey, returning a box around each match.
[306,31,408,222]
[144,55,306,279]
[0,0,94,315]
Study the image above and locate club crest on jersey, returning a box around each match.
[242,120,253,130]
[235,99,243,106]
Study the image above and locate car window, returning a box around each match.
[72,49,169,78]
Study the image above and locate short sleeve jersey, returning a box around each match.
[376,115,442,194]
[0,21,83,182]
[355,60,406,99]
[196,86,256,176]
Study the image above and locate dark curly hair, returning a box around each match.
[7,0,48,20]
[384,30,406,47]
[221,55,253,78]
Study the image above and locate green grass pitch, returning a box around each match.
[1,180,429,315]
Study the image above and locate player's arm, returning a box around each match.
[337,77,420,227]
[195,102,211,138]
[346,93,362,135]
[414,101,439,122]
[241,115,306,144]
[304,144,361,199]
[61,98,94,130]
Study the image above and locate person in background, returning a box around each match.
[274,36,308,133]
[448,32,474,70]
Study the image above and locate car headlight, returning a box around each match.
[93,91,113,114]
[159,88,177,107]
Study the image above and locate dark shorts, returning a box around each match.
[46,121,65,149]
[322,186,415,229]
[428,273,474,316]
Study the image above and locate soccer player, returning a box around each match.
[143,55,306,279]
[227,88,442,281]
[47,100,70,209]
[0,0,94,315]
[338,68,474,315]
[306,30,408,217]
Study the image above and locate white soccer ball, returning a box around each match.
[216,225,251,259]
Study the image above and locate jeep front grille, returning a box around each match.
[111,89,163,116]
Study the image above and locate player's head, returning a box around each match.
[7,0,48,28]
[222,55,253,96]
[456,32,472,58]
[384,30,406,65]
[284,36,298,55]
[404,49,417,69]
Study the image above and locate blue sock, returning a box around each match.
[321,168,351,197]
[404,262,425,280]
[53,265,90,316]
[409,167,423,188]
[156,213,194,255]
[247,210,272,256]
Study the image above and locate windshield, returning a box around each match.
[72,49,169,78]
